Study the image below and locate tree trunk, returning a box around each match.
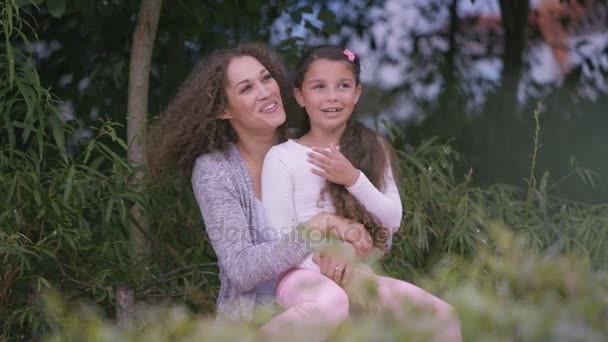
[119,0,163,325]
[476,0,530,186]
[115,286,135,327]
[498,0,530,103]
[439,0,460,119]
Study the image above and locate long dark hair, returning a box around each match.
[294,45,401,250]
[148,42,290,178]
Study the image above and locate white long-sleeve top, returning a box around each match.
[261,139,403,270]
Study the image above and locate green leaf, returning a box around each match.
[119,198,127,224]
[7,174,18,202]
[6,43,15,88]
[107,125,128,150]
[97,142,130,170]
[289,11,302,23]
[318,8,335,22]
[2,116,17,153]
[323,24,339,35]
[34,276,50,293]
[83,139,96,163]
[46,0,65,18]
[0,76,12,98]
[14,77,35,124]
[300,5,314,13]
[539,171,549,195]
[122,192,144,205]
[87,157,107,177]
[63,163,75,204]
[49,108,68,162]
[15,0,45,7]
[32,184,42,206]
[104,197,115,224]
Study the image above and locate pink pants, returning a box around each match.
[260,268,462,342]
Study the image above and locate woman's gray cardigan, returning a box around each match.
[191,143,311,321]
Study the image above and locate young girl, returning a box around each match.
[260,45,462,341]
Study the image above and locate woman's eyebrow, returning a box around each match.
[234,69,268,88]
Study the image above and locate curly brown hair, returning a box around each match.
[148,42,289,178]
[294,45,402,251]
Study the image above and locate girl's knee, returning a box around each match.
[279,270,349,324]
[376,277,454,315]
[318,285,350,323]
[437,300,459,323]
[431,297,454,315]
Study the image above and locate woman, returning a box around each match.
[148,42,371,323]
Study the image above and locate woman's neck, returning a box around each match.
[235,130,278,200]
[235,131,278,163]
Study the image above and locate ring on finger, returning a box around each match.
[334,266,345,282]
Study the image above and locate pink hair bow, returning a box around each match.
[343,49,356,62]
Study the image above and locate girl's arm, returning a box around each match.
[192,155,310,293]
[345,162,402,234]
[308,144,403,234]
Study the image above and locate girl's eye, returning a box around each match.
[262,74,273,81]
[312,84,324,89]
[340,82,352,88]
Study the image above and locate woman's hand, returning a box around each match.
[312,243,357,287]
[307,145,360,187]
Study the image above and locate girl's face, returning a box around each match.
[220,56,286,134]
[294,59,361,133]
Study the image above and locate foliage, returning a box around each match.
[0,3,217,339]
[40,225,608,341]
[1,2,139,338]
[383,110,608,282]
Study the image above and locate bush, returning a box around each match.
[40,225,608,341]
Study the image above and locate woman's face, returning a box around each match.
[220,56,286,134]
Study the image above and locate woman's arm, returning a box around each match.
[192,156,310,293]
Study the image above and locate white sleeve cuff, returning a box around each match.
[345,170,371,194]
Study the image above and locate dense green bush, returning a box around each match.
[1,3,136,336]
[1,3,215,339]
[40,225,608,341]
[384,114,607,283]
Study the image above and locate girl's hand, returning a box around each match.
[308,145,360,187]
[304,212,372,258]
[329,218,373,259]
